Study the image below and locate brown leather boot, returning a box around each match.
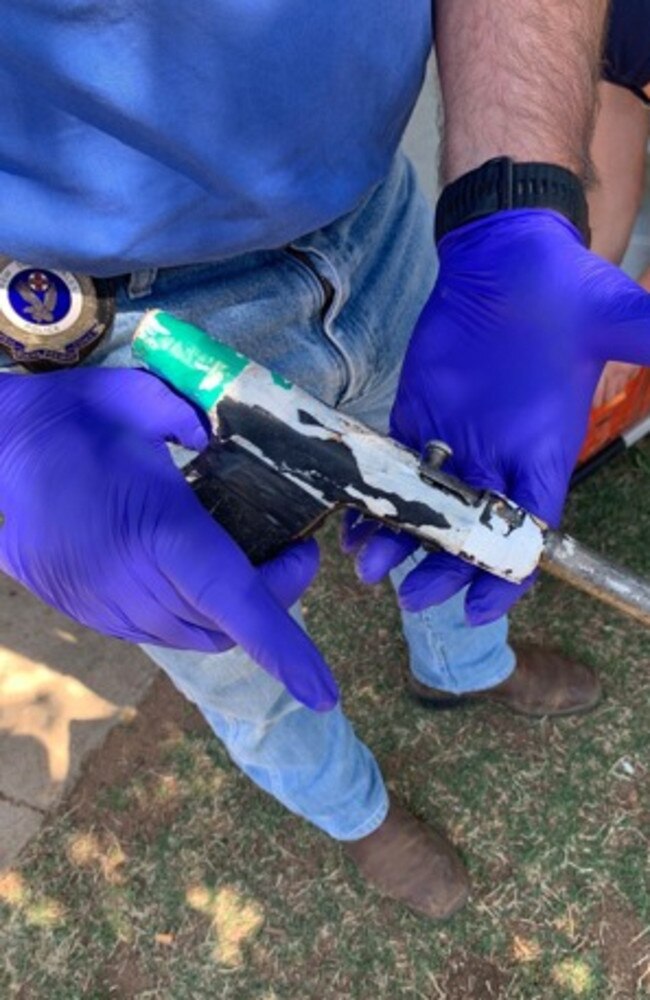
[343,798,470,919]
[408,644,601,717]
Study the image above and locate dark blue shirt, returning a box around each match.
[604,0,650,103]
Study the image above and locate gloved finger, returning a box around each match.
[194,571,338,711]
[390,461,510,611]
[66,585,237,653]
[340,510,378,555]
[156,538,320,636]
[144,629,235,654]
[144,540,319,645]
[257,538,320,607]
[131,370,210,451]
[441,455,502,488]
[394,468,544,621]
[595,276,650,366]
[148,572,239,633]
[353,457,509,586]
[506,466,567,529]
[137,620,236,652]
[464,569,538,626]
[459,466,550,624]
[156,502,338,711]
[356,528,419,584]
[397,551,476,612]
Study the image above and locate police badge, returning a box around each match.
[0,257,115,370]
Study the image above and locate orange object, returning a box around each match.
[579,366,650,464]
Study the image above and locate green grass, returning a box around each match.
[1,442,650,998]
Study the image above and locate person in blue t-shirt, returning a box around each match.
[0,1,649,919]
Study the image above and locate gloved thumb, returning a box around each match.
[133,370,211,451]
[157,500,338,711]
[596,274,650,367]
[258,539,320,608]
[506,465,567,530]
[356,528,418,584]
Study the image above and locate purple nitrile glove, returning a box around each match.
[0,367,336,710]
[351,209,650,625]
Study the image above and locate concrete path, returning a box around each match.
[0,575,155,869]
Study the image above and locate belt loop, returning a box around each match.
[127,268,158,300]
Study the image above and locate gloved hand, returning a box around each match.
[348,209,650,625]
[0,367,336,710]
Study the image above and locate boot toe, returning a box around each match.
[344,799,470,920]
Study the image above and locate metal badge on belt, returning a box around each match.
[0,257,115,370]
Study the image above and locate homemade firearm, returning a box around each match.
[133,309,650,628]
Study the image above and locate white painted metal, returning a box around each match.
[221,363,545,583]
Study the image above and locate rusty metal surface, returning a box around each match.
[542,530,650,628]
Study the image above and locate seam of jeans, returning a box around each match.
[453,647,516,694]
[265,761,288,801]
[283,246,334,313]
[281,247,328,311]
[283,244,354,405]
[413,618,453,689]
[291,244,346,322]
[228,745,284,803]
[334,790,390,842]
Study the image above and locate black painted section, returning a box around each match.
[297,408,324,428]
[186,396,458,564]
[185,441,328,565]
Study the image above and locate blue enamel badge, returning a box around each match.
[7,268,73,328]
[0,258,114,369]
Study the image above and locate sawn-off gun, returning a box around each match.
[133,309,650,628]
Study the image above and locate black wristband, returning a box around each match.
[434,157,590,246]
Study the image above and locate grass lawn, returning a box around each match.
[1,442,649,999]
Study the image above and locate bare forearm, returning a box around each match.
[589,82,649,264]
[436,0,609,184]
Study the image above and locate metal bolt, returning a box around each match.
[422,439,453,471]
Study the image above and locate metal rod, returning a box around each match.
[542,530,650,628]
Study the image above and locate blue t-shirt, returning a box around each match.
[0,2,432,276]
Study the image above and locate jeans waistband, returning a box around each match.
[122,154,411,304]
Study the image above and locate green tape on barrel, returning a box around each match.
[132,310,251,411]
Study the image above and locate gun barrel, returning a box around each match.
[542,531,650,628]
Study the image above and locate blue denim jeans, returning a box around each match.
[73,156,515,839]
